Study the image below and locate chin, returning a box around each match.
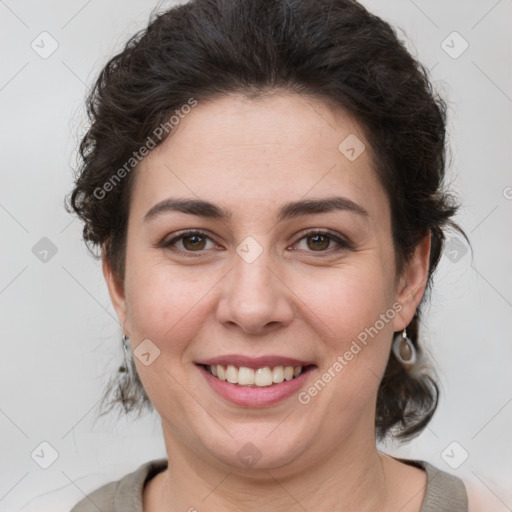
[190,418,318,472]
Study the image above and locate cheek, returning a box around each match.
[123,265,210,410]
[123,256,216,353]
[294,261,395,395]
[296,260,395,340]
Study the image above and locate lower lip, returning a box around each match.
[197,365,314,407]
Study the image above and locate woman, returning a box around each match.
[67,0,470,510]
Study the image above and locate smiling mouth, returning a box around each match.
[201,364,314,387]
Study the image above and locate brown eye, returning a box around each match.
[161,230,216,255]
[306,233,331,251]
[182,234,207,251]
[292,230,353,253]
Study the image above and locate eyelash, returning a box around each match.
[159,229,353,257]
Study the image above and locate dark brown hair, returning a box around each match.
[66,0,470,441]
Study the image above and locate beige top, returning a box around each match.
[70,457,468,511]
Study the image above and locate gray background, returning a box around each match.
[1,0,511,510]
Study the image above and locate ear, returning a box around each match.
[102,246,128,334]
[392,230,431,332]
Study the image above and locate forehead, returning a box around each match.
[130,92,389,226]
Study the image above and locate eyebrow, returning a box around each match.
[143,196,369,224]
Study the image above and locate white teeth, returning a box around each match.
[226,364,238,384]
[238,366,255,385]
[284,366,294,381]
[272,366,284,383]
[217,365,226,381]
[207,364,305,386]
[254,367,273,386]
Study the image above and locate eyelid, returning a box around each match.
[158,229,221,255]
[159,228,353,255]
[292,228,354,252]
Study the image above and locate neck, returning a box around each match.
[148,426,391,512]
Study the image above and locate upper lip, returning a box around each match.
[196,355,316,369]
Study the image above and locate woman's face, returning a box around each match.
[105,92,429,472]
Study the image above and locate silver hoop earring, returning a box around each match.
[392,328,417,365]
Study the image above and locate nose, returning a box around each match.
[215,248,295,335]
